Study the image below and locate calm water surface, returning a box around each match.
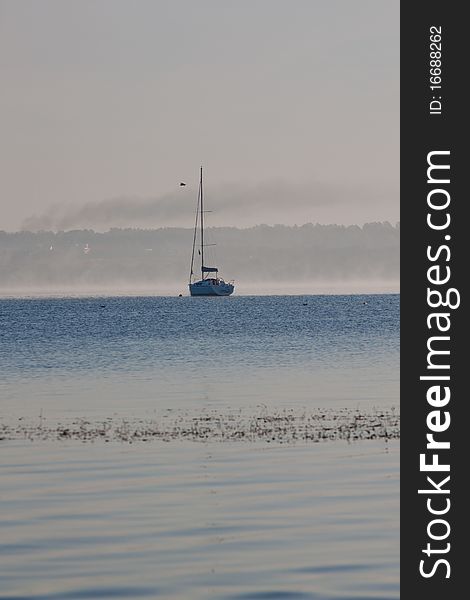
[0,295,399,599]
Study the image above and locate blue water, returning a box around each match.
[0,295,398,414]
[0,295,399,599]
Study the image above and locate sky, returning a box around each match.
[0,0,399,231]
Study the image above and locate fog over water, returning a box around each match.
[0,223,399,295]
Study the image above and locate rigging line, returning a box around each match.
[189,176,201,283]
[200,166,204,276]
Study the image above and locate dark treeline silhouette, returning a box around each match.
[0,223,399,290]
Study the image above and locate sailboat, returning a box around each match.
[189,167,234,296]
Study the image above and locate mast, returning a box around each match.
[189,179,200,284]
[200,166,204,278]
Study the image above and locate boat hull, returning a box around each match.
[189,281,234,296]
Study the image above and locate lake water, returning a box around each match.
[0,295,399,599]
